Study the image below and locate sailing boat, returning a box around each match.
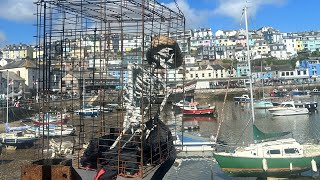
[214,6,320,177]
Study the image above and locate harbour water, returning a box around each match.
[164,95,320,180]
[1,96,320,179]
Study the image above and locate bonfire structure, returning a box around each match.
[33,0,186,179]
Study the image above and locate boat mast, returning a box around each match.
[244,6,255,123]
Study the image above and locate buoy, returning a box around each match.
[311,159,317,172]
[290,162,293,171]
[262,158,268,171]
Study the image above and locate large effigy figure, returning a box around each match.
[81,35,183,180]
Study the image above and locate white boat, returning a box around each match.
[74,108,99,117]
[173,100,190,108]
[271,108,309,116]
[233,94,250,103]
[268,101,309,116]
[28,124,75,137]
[0,131,36,149]
[174,132,216,152]
[268,101,296,113]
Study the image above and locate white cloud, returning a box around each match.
[163,0,213,29]
[213,0,287,22]
[0,0,35,22]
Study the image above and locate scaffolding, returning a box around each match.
[34,0,185,178]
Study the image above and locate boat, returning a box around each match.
[268,101,310,115]
[0,73,37,149]
[174,132,216,152]
[173,100,190,108]
[270,107,309,116]
[27,124,76,137]
[182,116,216,122]
[214,6,320,178]
[233,94,250,103]
[32,112,70,125]
[291,89,311,98]
[310,88,320,95]
[0,131,36,149]
[74,108,99,117]
[253,100,273,109]
[181,102,217,116]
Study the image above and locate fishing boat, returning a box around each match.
[182,102,217,116]
[214,6,320,178]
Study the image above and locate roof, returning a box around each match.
[1,71,24,81]
[1,59,37,69]
[210,64,225,70]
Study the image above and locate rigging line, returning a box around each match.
[214,64,233,143]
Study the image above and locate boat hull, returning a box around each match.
[182,109,215,115]
[0,138,35,148]
[271,109,309,116]
[214,153,320,177]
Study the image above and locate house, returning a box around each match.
[1,44,34,60]
[60,71,119,93]
[0,59,40,90]
[270,44,288,60]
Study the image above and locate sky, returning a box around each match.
[0,0,319,46]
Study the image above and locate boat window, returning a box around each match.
[284,148,299,154]
[267,149,281,154]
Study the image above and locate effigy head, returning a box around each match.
[146,35,183,69]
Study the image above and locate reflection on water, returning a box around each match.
[163,98,320,179]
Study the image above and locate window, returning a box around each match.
[190,74,193,78]
[267,149,281,154]
[282,72,285,76]
[290,72,294,76]
[195,74,198,78]
[298,71,301,75]
[209,73,211,77]
[202,73,204,77]
[286,72,289,76]
[284,148,299,154]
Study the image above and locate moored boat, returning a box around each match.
[0,131,36,149]
[233,94,250,103]
[214,138,320,177]
[181,102,216,116]
[253,100,273,109]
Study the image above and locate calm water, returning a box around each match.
[1,97,320,179]
[164,96,320,180]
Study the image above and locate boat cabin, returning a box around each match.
[234,138,304,157]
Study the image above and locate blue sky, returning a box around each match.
[0,0,319,46]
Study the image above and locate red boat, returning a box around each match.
[182,102,217,115]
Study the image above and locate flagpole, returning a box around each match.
[6,70,9,124]
[12,79,14,105]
